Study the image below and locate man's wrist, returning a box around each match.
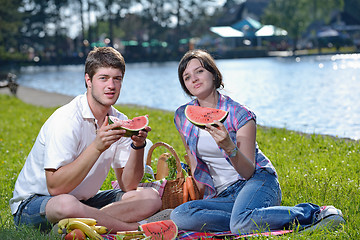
[131,141,146,150]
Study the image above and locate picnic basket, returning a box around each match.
[146,142,200,210]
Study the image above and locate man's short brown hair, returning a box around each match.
[84,47,125,88]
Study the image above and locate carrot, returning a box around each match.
[183,178,189,203]
[186,176,196,201]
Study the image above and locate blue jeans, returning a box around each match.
[170,169,320,234]
[13,189,124,232]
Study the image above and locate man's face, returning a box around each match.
[85,67,123,107]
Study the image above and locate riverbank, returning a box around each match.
[1,93,359,240]
[0,85,170,112]
[0,85,74,107]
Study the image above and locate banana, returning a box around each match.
[58,218,71,234]
[57,218,98,234]
[67,220,104,240]
[72,218,98,226]
[90,225,109,234]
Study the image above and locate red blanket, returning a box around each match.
[101,229,293,239]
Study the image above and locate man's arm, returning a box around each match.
[114,126,151,191]
[45,117,128,195]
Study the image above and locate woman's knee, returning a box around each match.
[170,203,194,230]
[230,210,254,234]
[170,204,186,221]
[170,208,184,228]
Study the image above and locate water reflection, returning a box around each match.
[17,54,360,140]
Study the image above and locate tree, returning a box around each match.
[136,0,219,56]
[0,0,25,60]
[262,0,344,51]
[343,0,360,24]
[98,0,133,46]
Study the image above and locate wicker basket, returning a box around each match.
[146,142,200,210]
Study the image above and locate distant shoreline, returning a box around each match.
[1,84,358,142]
[1,48,359,72]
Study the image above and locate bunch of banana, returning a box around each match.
[58,218,107,240]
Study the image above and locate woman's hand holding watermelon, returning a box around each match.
[205,120,236,155]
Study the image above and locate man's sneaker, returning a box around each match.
[301,206,345,232]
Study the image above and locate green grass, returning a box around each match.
[1,94,359,239]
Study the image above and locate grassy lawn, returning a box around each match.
[0,94,359,239]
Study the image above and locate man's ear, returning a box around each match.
[85,73,91,88]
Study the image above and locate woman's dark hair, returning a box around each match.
[178,49,223,96]
[84,47,125,88]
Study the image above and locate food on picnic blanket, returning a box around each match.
[108,115,149,137]
[139,220,178,240]
[116,230,146,239]
[186,176,196,201]
[183,177,189,203]
[90,225,109,234]
[166,156,177,180]
[155,153,171,180]
[58,218,104,240]
[64,228,86,240]
[58,218,97,229]
[185,105,229,129]
[66,220,103,240]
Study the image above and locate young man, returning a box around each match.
[9,47,162,233]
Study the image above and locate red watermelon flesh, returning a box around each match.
[185,105,229,128]
[108,115,149,137]
[139,220,178,240]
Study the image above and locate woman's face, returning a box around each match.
[182,58,215,99]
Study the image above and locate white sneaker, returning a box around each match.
[301,206,345,232]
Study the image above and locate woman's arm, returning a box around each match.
[205,119,256,180]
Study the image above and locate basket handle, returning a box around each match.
[146,142,183,179]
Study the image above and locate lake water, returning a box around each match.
[16,53,360,140]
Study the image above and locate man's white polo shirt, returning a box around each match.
[10,93,132,214]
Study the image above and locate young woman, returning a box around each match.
[170,49,344,234]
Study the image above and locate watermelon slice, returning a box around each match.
[139,220,178,240]
[108,115,149,137]
[185,105,228,128]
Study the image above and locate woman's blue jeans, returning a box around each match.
[170,169,320,234]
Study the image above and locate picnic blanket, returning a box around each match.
[111,179,167,197]
[177,229,293,239]
[101,229,293,239]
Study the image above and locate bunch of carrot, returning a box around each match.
[183,176,197,203]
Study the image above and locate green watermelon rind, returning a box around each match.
[185,105,229,129]
[108,115,148,137]
[139,220,178,240]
